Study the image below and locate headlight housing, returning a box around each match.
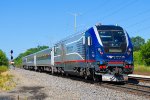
[98,48,103,55]
[127,48,132,55]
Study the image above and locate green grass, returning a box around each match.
[134,64,150,73]
[133,51,150,74]
[0,65,8,74]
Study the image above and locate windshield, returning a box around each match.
[98,30,127,53]
[99,30,126,44]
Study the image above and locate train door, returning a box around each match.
[85,33,97,79]
[25,58,27,65]
[85,35,92,62]
[61,43,65,68]
[34,55,36,67]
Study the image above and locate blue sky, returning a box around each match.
[0,0,150,58]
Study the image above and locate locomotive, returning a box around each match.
[22,23,133,82]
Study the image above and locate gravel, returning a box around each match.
[0,68,149,100]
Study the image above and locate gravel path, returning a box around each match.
[0,68,149,100]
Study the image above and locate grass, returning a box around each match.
[133,51,150,75]
[134,64,150,75]
[0,66,16,91]
[0,65,8,74]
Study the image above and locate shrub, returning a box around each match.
[0,65,8,73]
[141,39,150,66]
[133,51,143,65]
[134,65,150,72]
[0,50,8,66]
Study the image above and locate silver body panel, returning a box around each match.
[36,48,51,66]
[22,48,52,67]
[54,33,85,72]
[22,54,35,67]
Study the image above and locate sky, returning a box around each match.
[0,0,150,58]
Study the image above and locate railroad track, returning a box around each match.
[128,76,150,82]
[97,82,150,98]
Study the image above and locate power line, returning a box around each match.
[132,25,150,34]
[92,0,150,37]
[71,0,112,28]
[117,8,150,23]
[126,16,150,29]
[66,0,149,39]
[82,0,110,16]
[100,0,138,22]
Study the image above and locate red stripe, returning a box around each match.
[108,61,123,64]
[86,60,96,63]
[55,60,95,64]
[55,62,62,64]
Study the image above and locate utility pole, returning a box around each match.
[74,13,77,33]
[71,13,81,33]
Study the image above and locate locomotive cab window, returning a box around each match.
[99,31,126,43]
[97,26,127,53]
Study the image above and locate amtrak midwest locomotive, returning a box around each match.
[22,24,134,82]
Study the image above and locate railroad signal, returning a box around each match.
[11,56,13,60]
[10,50,13,60]
[10,50,15,68]
[10,50,13,54]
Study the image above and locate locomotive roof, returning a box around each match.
[96,25,123,31]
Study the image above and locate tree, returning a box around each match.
[0,49,8,66]
[140,39,150,66]
[133,51,143,65]
[131,36,145,51]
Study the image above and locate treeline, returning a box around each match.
[0,49,9,73]
[0,49,8,66]
[14,45,49,67]
[131,36,150,66]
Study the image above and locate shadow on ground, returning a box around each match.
[7,86,48,100]
[128,78,139,84]
[0,96,15,100]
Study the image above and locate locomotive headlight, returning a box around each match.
[128,48,132,52]
[127,48,132,55]
[98,48,103,55]
[98,48,102,52]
